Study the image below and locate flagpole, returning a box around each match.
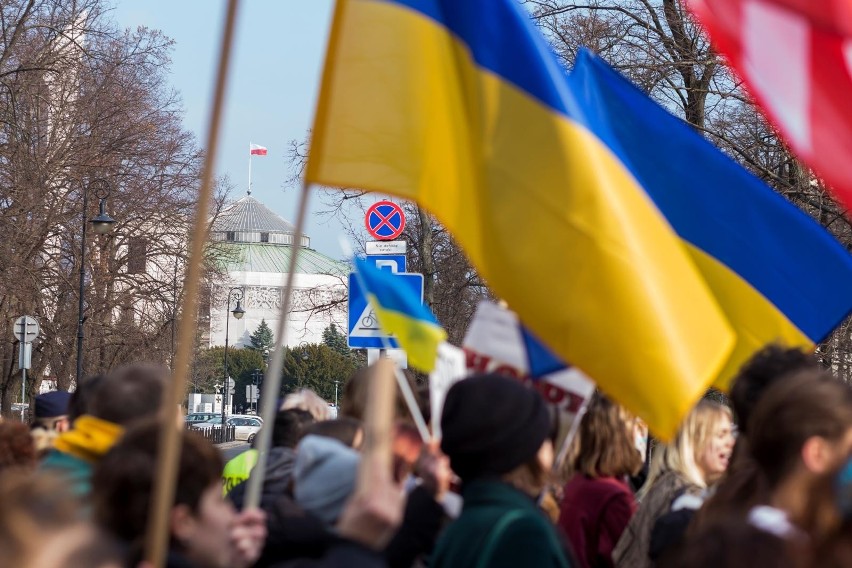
[553,396,590,472]
[144,0,240,566]
[244,179,311,510]
[248,142,252,195]
[346,247,431,442]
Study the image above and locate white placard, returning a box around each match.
[462,300,596,443]
[366,240,407,255]
[429,343,468,439]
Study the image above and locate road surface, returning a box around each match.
[220,442,250,462]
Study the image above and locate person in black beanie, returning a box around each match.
[431,374,573,568]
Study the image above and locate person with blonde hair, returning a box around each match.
[613,399,734,568]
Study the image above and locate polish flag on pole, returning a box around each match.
[250,143,268,156]
[688,0,852,210]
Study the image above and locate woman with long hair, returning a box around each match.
[745,369,852,541]
[558,393,642,568]
[613,399,734,568]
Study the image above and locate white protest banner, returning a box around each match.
[428,342,468,439]
[463,300,596,443]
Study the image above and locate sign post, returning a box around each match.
[13,315,39,420]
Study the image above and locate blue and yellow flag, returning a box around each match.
[305,0,852,437]
[567,50,852,390]
[354,257,446,372]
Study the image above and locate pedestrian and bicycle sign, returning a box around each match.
[347,271,424,349]
[365,200,406,240]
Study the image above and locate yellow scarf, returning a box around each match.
[53,415,124,463]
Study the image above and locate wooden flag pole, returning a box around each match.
[144,1,240,565]
[243,179,311,510]
[357,359,397,495]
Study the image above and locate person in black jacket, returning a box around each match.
[229,409,314,511]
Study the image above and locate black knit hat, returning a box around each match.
[440,374,550,481]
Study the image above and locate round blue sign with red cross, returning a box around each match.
[365,200,406,240]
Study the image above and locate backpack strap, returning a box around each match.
[475,509,570,568]
[475,510,526,568]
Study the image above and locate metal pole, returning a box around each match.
[334,380,339,409]
[222,303,230,430]
[76,190,88,385]
[20,319,26,421]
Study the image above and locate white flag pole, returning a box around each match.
[244,180,310,510]
[248,142,252,195]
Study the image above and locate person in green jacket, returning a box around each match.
[432,374,573,568]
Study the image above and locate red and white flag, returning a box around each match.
[249,143,268,156]
[689,0,852,209]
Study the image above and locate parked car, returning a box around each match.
[195,415,263,444]
[185,412,219,426]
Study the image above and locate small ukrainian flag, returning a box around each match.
[354,257,446,372]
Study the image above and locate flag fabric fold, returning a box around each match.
[250,143,268,156]
[688,0,852,210]
[305,0,852,438]
[353,257,447,372]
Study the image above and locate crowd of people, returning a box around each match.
[2,344,852,567]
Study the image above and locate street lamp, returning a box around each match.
[76,179,115,384]
[221,287,244,430]
[334,380,340,409]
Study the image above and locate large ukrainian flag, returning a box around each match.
[305,0,852,437]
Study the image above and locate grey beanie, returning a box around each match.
[293,434,360,526]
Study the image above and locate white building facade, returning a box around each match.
[208,195,347,349]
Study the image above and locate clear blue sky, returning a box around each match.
[108,0,352,257]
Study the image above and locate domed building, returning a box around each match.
[207,194,347,349]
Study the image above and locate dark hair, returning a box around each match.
[0,422,36,471]
[303,417,363,448]
[69,374,106,422]
[272,409,314,448]
[0,470,123,567]
[661,517,803,568]
[749,369,852,489]
[89,364,166,426]
[573,393,642,478]
[730,344,817,434]
[92,421,223,548]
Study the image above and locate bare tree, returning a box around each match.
[0,0,226,416]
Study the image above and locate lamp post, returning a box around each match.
[221,287,245,429]
[334,380,340,409]
[76,179,116,385]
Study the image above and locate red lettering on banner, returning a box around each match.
[465,349,491,373]
[463,347,587,414]
[492,364,523,379]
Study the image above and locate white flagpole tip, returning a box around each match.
[338,236,355,258]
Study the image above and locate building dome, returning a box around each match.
[211,195,309,247]
[210,195,345,276]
